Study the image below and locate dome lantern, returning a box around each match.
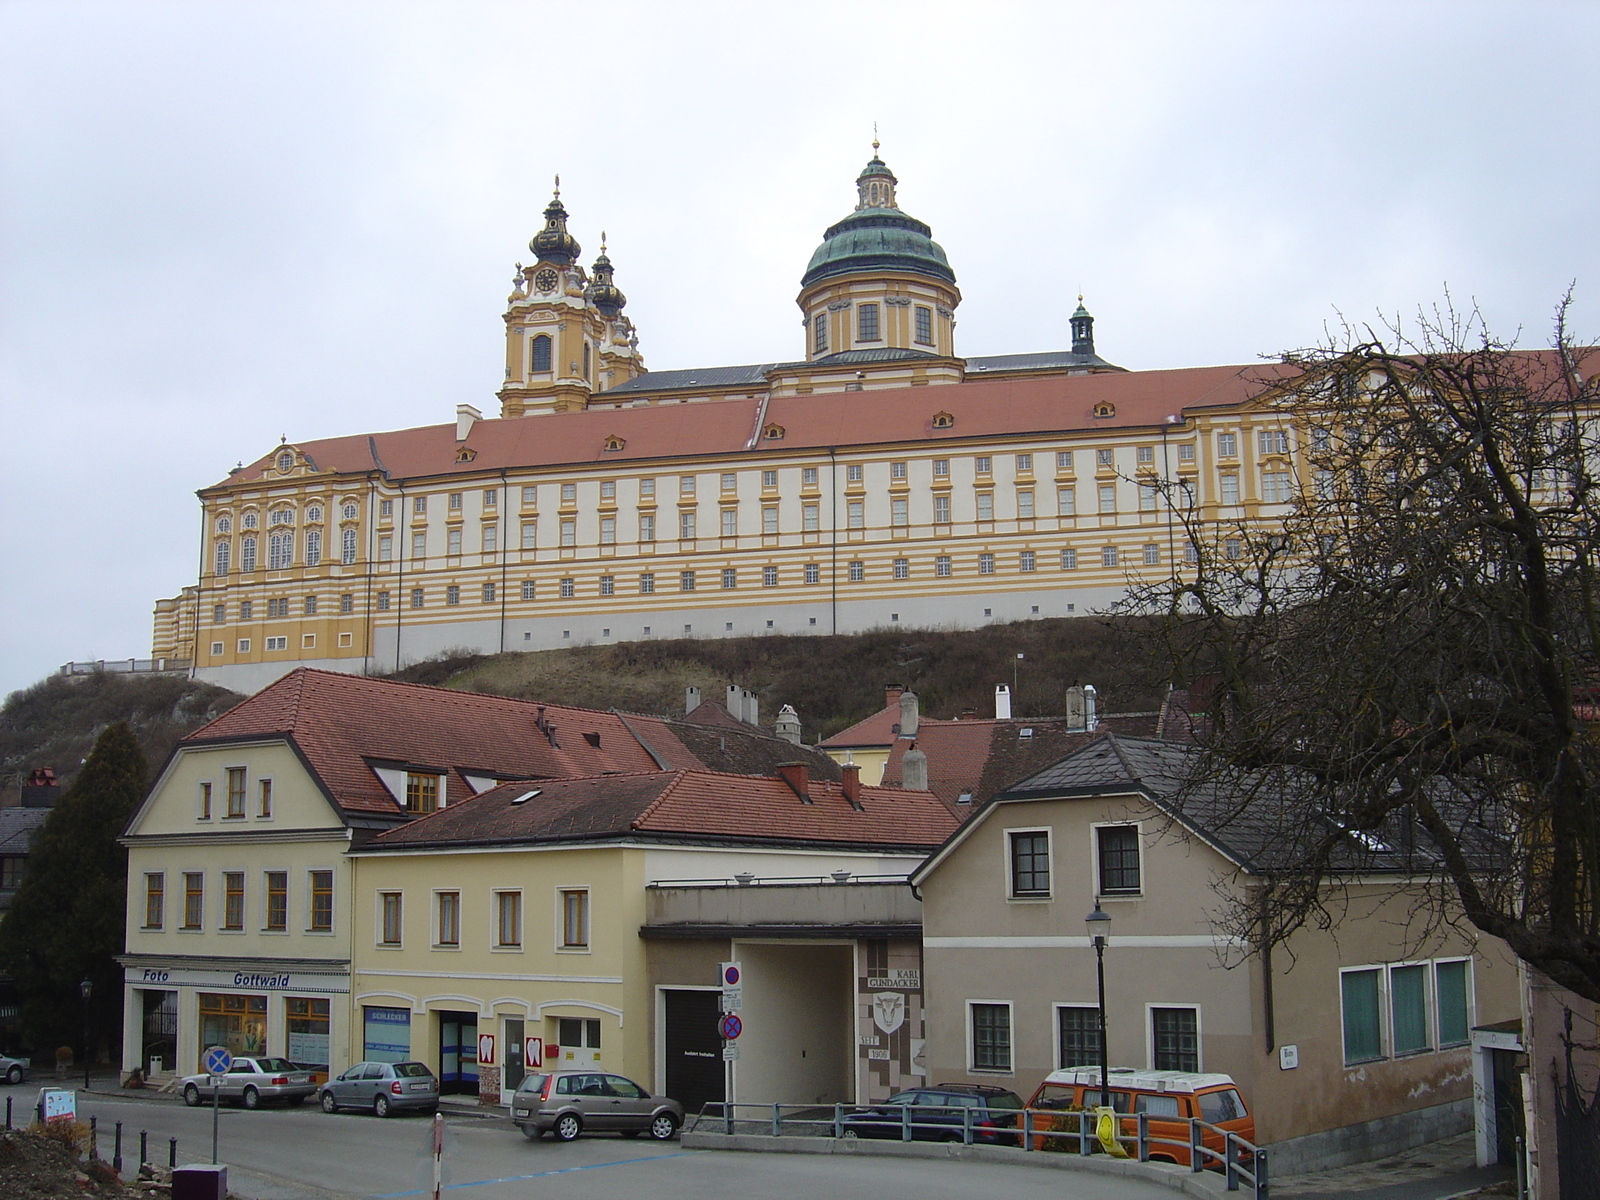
[585,233,627,317]
[529,176,582,266]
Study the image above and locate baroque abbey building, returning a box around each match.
[155,150,1298,693]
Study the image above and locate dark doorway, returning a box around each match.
[141,991,177,1073]
[1490,1048,1525,1165]
[663,989,723,1113]
[438,1012,478,1095]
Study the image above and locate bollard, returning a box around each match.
[1137,1111,1148,1162]
[771,1103,781,1138]
[1079,1110,1092,1156]
[141,1130,148,1167]
[1254,1147,1269,1200]
[89,1116,98,1160]
[1190,1119,1203,1172]
[1226,1132,1239,1191]
[833,1102,843,1139]
[962,1105,972,1145]
[114,1121,122,1174]
[169,1137,177,1169]
[901,1102,911,1142]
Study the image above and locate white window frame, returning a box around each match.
[966,999,1015,1075]
[1433,956,1476,1048]
[1387,958,1435,1057]
[1339,963,1389,1065]
[1004,826,1052,901]
[1146,1003,1203,1072]
[433,889,462,950]
[493,890,523,950]
[1091,821,1144,899]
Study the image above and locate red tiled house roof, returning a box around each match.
[364,767,957,852]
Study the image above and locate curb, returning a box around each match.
[679,1131,1229,1199]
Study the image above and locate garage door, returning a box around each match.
[663,989,724,1114]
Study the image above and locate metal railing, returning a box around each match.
[692,1101,1267,1199]
[58,658,191,677]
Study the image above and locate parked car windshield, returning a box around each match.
[395,1062,433,1078]
[516,1073,550,1094]
[1198,1089,1246,1123]
[254,1058,295,1073]
[1031,1084,1077,1110]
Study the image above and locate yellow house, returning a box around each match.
[119,666,836,1080]
[348,763,957,1111]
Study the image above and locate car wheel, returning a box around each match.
[183,1084,202,1107]
[287,1095,305,1108]
[841,1128,858,1139]
[648,1113,679,1142]
[522,1125,542,1141]
[553,1113,582,1142]
[6,1065,22,1085]
[374,1094,392,1118]
[321,1092,338,1114]
[242,1087,260,1110]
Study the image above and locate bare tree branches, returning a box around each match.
[1120,295,1600,1002]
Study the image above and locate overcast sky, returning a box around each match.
[2,0,1597,700]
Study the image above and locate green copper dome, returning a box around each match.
[801,154,955,289]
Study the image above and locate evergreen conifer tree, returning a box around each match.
[0,721,147,1057]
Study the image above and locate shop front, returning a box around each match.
[120,957,349,1079]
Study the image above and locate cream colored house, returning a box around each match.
[348,762,956,1111]
[118,666,839,1080]
[910,734,1521,1174]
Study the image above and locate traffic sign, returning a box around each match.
[718,1014,743,1041]
[722,963,741,987]
[202,1046,232,1077]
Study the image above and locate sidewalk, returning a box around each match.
[1272,1133,1513,1200]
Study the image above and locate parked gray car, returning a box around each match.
[512,1070,683,1142]
[180,1057,315,1108]
[0,1054,29,1085]
[319,1061,439,1117]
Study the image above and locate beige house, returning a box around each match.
[348,762,956,1112]
[910,734,1521,1173]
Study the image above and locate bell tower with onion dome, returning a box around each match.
[497,180,645,417]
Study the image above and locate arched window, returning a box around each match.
[268,531,295,570]
[530,334,552,373]
[342,528,358,565]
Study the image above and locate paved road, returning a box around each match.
[56,1091,1186,1200]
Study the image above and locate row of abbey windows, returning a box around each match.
[813,302,936,354]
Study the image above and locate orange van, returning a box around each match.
[1023,1067,1254,1166]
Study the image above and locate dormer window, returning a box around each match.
[932,411,954,429]
[1093,402,1116,419]
[455,447,477,462]
[276,451,294,473]
[604,435,626,452]
[763,423,785,441]
[405,772,442,814]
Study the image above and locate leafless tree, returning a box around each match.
[1121,295,1600,1003]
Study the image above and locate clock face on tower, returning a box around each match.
[534,269,558,293]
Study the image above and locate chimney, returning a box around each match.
[685,686,701,715]
[20,767,58,809]
[1065,686,1087,732]
[1084,684,1099,731]
[885,685,904,708]
[898,690,919,738]
[901,743,928,791]
[775,762,811,802]
[744,688,759,728]
[840,763,862,809]
[995,684,1012,720]
[774,704,802,744]
[455,403,481,442]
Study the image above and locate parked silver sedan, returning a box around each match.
[318,1061,439,1117]
[0,1054,29,1085]
[512,1070,683,1142]
[180,1057,316,1109]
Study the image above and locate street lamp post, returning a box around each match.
[1084,904,1111,1106]
[79,978,92,1091]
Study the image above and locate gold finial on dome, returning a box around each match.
[553,173,560,197]
[872,122,880,154]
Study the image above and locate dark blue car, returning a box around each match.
[841,1084,1024,1145]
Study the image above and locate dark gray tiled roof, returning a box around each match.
[601,364,774,395]
[966,350,1123,373]
[0,807,50,855]
[997,734,1494,876]
[798,348,945,366]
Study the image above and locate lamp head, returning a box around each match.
[80,978,92,999]
[1084,903,1111,946]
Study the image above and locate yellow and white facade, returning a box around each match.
[153,150,1303,694]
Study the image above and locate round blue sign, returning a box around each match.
[203,1045,233,1077]
[723,966,740,986]
[719,1014,743,1041]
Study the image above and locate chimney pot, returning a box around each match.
[995,684,1012,720]
[685,686,701,715]
[898,690,919,737]
[901,744,929,791]
[455,403,482,442]
[841,763,862,808]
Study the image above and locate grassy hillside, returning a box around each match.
[390,616,1161,741]
[0,673,244,802]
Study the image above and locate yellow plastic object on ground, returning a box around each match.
[1095,1106,1129,1158]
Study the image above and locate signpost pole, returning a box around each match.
[211,1078,219,1164]
[201,1045,232,1166]
[431,1112,443,1200]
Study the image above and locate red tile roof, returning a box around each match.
[178,668,841,821]
[364,768,958,851]
[818,704,906,749]
[220,363,1289,488]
